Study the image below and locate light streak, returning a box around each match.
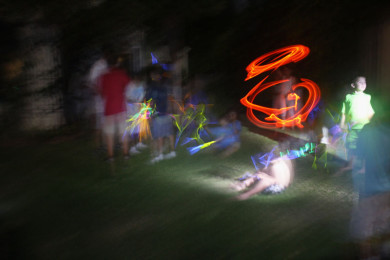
[251,146,276,170]
[312,144,327,170]
[279,142,316,160]
[126,99,155,142]
[151,52,158,64]
[245,45,310,81]
[252,142,316,170]
[324,108,349,160]
[241,45,321,129]
[187,141,217,155]
[170,98,209,146]
[150,52,170,70]
[170,97,218,154]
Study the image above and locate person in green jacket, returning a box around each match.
[337,76,375,174]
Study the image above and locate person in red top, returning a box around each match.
[99,54,131,161]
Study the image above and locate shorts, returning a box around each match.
[262,184,285,195]
[103,112,127,137]
[346,129,360,150]
[151,115,173,139]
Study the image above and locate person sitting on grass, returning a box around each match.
[209,110,242,157]
[232,155,294,200]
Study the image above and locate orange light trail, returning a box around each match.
[240,45,321,129]
[245,45,310,81]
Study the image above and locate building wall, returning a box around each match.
[18,24,64,130]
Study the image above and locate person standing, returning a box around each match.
[100,53,131,162]
[125,73,148,155]
[338,76,375,174]
[87,49,108,150]
[146,69,176,163]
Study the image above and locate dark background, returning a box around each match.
[1,0,389,123]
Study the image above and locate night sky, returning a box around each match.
[1,0,389,109]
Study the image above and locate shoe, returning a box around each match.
[150,154,163,164]
[164,151,176,159]
[136,142,148,149]
[129,146,141,155]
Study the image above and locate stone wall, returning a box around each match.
[18,23,64,130]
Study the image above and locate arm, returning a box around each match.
[368,96,375,121]
[339,113,346,129]
[340,97,346,129]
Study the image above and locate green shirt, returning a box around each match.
[341,92,374,130]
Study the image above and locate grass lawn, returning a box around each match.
[0,127,357,259]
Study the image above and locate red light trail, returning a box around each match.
[240,45,321,129]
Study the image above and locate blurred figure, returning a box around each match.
[178,75,213,146]
[185,75,209,106]
[272,67,295,124]
[87,47,109,149]
[284,68,301,121]
[337,76,375,174]
[146,69,176,163]
[232,154,293,200]
[100,53,131,162]
[168,75,183,114]
[350,105,390,260]
[209,110,242,157]
[125,73,147,155]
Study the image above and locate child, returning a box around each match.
[100,53,130,162]
[125,73,148,155]
[232,155,293,200]
[338,76,374,173]
[220,111,242,157]
[147,70,176,163]
[210,110,242,157]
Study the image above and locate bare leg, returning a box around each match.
[129,133,137,148]
[231,176,257,191]
[122,134,129,157]
[236,174,276,200]
[157,137,163,155]
[335,156,354,175]
[231,171,268,191]
[168,135,175,152]
[356,159,365,174]
[106,133,114,159]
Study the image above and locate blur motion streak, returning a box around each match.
[279,142,316,159]
[170,97,211,150]
[125,99,154,142]
[252,142,317,170]
[187,140,217,155]
[240,45,321,129]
